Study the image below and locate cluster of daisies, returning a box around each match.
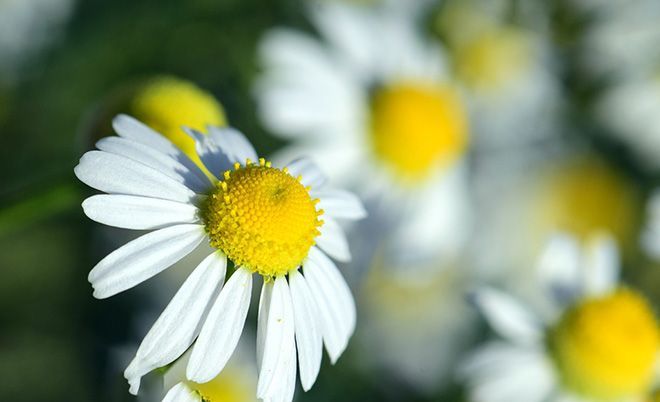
[75,0,660,402]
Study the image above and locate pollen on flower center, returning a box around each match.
[550,288,660,400]
[202,159,323,277]
[369,82,468,181]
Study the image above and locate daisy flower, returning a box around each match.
[461,233,660,402]
[160,341,257,402]
[255,0,471,267]
[74,114,365,401]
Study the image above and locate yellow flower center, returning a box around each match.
[187,367,255,402]
[534,158,641,248]
[202,159,323,277]
[131,76,226,165]
[369,82,468,181]
[551,288,660,400]
[454,28,532,91]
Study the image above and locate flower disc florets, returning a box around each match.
[202,159,323,277]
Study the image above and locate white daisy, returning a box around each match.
[461,233,660,402]
[255,0,471,267]
[74,114,366,402]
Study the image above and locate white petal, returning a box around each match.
[186,267,253,383]
[257,276,296,399]
[306,247,355,335]
[96,136,211,194]
[316,217,351,262]
[162,382,200,402]
[257,280,274,372]
[289,270,322,391]
[583,233,619,296]
[88,224,205,298]
[113,115,210,187]
[208,126,258,164]
[313,189,366,220]
[82,195,199,230]
[285,157,327,189]
[460,342,555,402]
[75,151,197,203]
[303,248,354,363]
[124,252,226,393]
[470,287,542,344]
[184,127,232,179]
[536,233,582,302]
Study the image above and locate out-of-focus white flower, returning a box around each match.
[256,0,472,268]
[75,115,365,402]
[437,0,562,151]
[471,153,642,287]
[461,233,660,402]
[358,260,477,394]
[0,0,74,81]
[161,343,257,402]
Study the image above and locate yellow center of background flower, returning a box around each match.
[187,367,255,402]
[202,159,323,277]
[533,158,641,249]
[369,82,468,181]
[454,28,531,91]
[130,76,226,165]
[551,288,659,400]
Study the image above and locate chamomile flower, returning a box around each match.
[461,233,660,402]
[75,114,365,402]
[130,76,227,166]
[256,0,471,266]
[160,343,257,402]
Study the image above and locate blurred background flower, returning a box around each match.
[3,0,660,401]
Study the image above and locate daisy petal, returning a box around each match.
[162,383,199,402]
[537,234,581,302]
[257,280,274,372]
[88,224,205,299]
[82,195,199,230]
[257,276,296,399]
[303,249,354,363]
[583,233,619,296]
[316,217,351,262]
[208,126,258,164]
[124,252,226,394]
[289,270,322,391]
[470,287,542,343]
[184,127,232,179]
[285,157,327,189]
[307,247,355,335]
[187,267,253,383]
[75,151,197,203]
[113,115,210,186]
[313,189,366,220]
[96,136,211,194]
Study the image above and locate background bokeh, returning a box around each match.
[3,0,660,401]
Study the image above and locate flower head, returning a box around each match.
[75,114,365,402]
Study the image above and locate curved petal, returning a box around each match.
[88,224,205,299]
[208,126,258,165]
[583,233,619,296]
[184,127,232,180]
[75,151,197,203]
[257,276,296,399]
[96,136,211,194]
[124,252,226,394]
[303,248,355,363]
[257,280,274,372]
[162,382,200,402]
[186,267,253,383]
[289,270,322,391]
[536,233,582,304]
[82,194,199,230]
[316,217,351,262]
[285,157,327,189]
[112,115,210,187]
[469,287,542,344]
[313,189,366,220]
